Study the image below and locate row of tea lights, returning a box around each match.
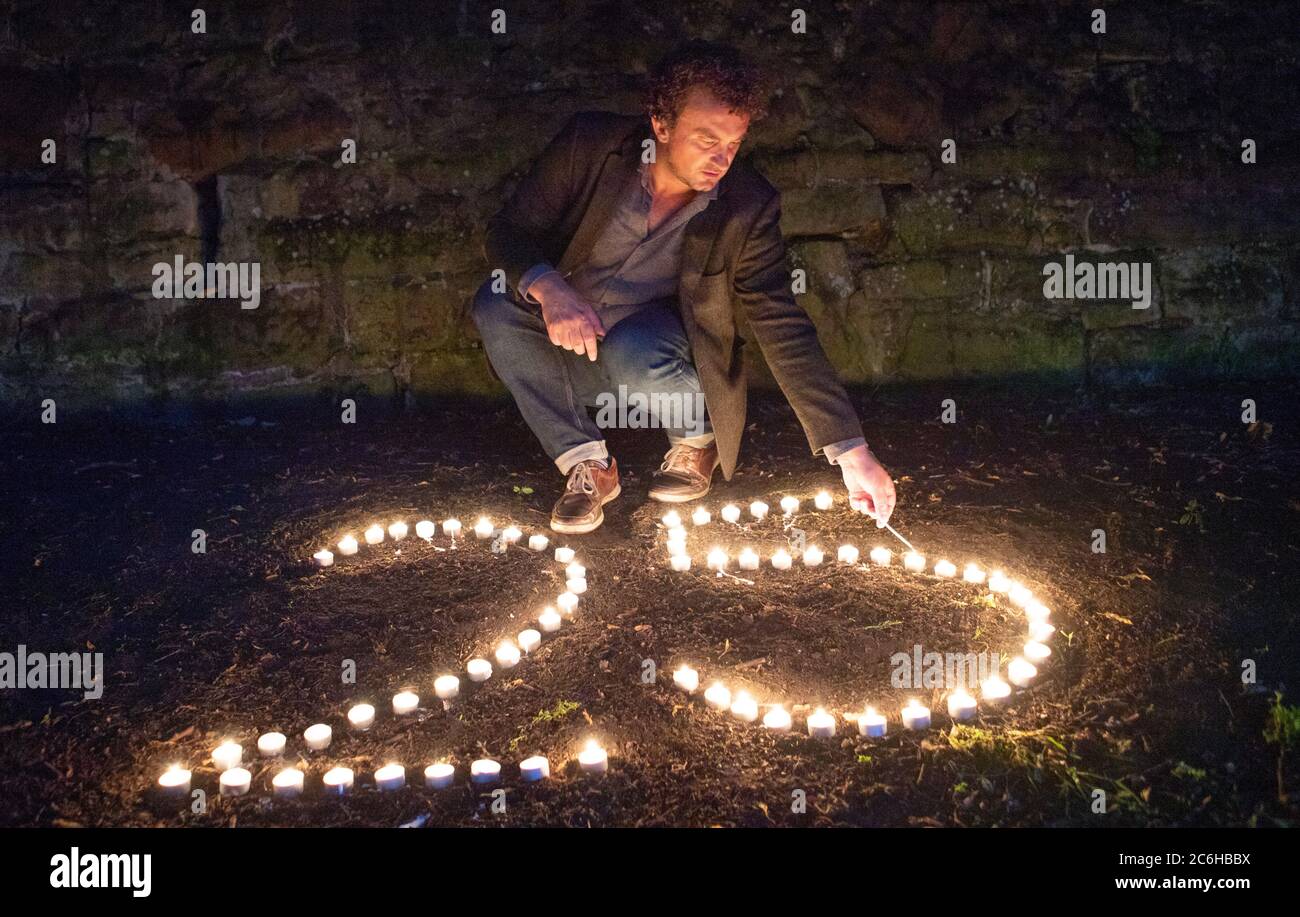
[311,515,556,568]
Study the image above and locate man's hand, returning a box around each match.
[531,273,605,361]
[836,444,897,527]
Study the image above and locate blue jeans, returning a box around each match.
[471,280,714,474]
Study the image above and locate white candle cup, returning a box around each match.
[934,559,957,578]
[667,539,688,557]
[554,546,575,564]
[903,551,926,572]
[947,690,978,721]
[322,766,354,796]
[313,549,335,568]
[1024,601,1052,623]
[814,490,833,510]
[466,658,492,682]
[519,755,550,782]
[704,682,731,711]
[806,708,837,739]
[392,691,419,715]
[434,674,461,700]
[1007,657,1038,687]
[749,501,769,521]
[771,549,793,570]
[425,762,455,789]
[901,701,932,731]
[837,544,859,565]
[692,507,712,526]
[474,517,494,539]
[158,766,191,796]
[518,629,541,654]
[706,547,728,571]
[720,504,741,524]
[347,703,375,731]
[980,676,1012,703]
[730,692,759,723]
[470,759,501,785]
[988,570,1011,593]
[219,767,251,797]
[501,525,523,545]
[780,495,800,515]
[577,740,608,775]
[375,763,406,792]
[1028,621,1056,643]
[442,518,462,538]
[673,665,700,693]
[661,510,682,529]
[337,535,359,556]
[495,640,521,670]
[388,521,408,541]
[858,708,888,738]
[869,546,892,566]
[1024,641,1052,663]
[415,520,436,540]
[670,554,692,572]
[528,534,549,552]
[566,577,588,595]
[303,723,332,751]
[962,563,986,584]
[803,546,824,567]
[538,607,562,633]
[557,592,579,616]
[212,742,242,772]
[364,524,385,545]
[738,548,760,570]
[1009,584,1035,608]
[272,767,304,799]
[763,706,793,731]
[257,732,286,757]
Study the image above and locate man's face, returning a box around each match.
[651,86,751,194]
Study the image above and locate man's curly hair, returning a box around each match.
[646,41,769,129]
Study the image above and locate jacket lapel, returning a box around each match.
[556,119,647,277]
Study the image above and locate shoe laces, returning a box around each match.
[659,445,698,476]
[565,461,599,496]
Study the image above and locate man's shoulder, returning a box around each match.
[722,157,780,209]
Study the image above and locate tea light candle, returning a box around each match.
[934,559,957,577]
[980,676,1011,702]
[721,503,741,524]
[470,759,501,785]
[962,563,985,584]
[554,546,575,564]
[1009,584,1034,608]
[738,547,760,570]
[347,703,375,730]
[557,591,579,615]
[567,577,587,594]
[388,521,408,541]
[416,520,436,539]
[219,767,251,796]
[392,691,419,715]
[704,682,731,710]
[495,640,521,670]
[730,691,759,722]
[528,534,549,552]
[901,699,931,731]
[670,554,692,572]
[257,732,286,757]
[780,495,800,515]
[870,546,891,566]
[1007,657,1037,687]
[323,766,353,796]
[501,525,522,544]
[577,739,608,775]
[1028,621,1056,643]
[434,674,460,700]
[474,517,494,539]
[662,510,682,528]
[706,547,728,571]
[667,539,688,557]
[771,549,793,570]
[272,767,304,798]
[806,707,836,738]
[858,707,887,738]
[364,524,385,545]
[425,762,455,789]
[946,689,977,721]
[466,658,492,682]
[814,490,833,510]
[749,501,769,521]
[803,545,824,567]
[338,535,358,556]
[520,755,550,782]
[375,763,406,791]
[988,570,1011,593]
[212,741,242,772]
[1024,601,1052,623]
[518,629,541,654]
[1023,640,1051,663]
[763,705,792,731]
[673,665,699,693]
[538,607,562,632]
[303,724,332,751]
[158,765,191,796]
[565,562,586,580]
[313,549,334,568]
[903,551,926,572]
[692,507,711,526]
[442,518,462,538]
[837,544,859,565]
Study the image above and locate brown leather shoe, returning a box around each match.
[551,458,621,534]
[648,442,719,503]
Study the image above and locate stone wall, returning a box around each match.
[1,0,1297,407]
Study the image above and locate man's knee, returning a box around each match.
[602,315,691,384]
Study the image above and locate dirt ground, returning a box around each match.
[1,380,1296,827]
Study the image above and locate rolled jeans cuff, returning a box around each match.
[555,440,608,475]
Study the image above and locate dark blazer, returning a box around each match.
[483,110,863,480]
